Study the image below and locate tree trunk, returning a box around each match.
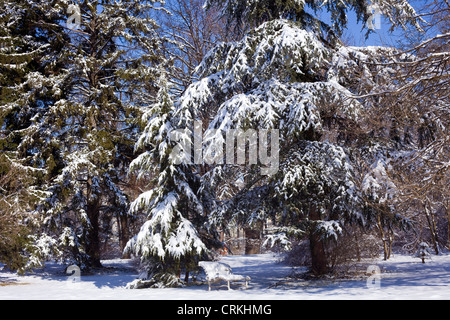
[446,204,450,250]
[86,202,102,268]
[354,232,361,262]
[309,206,327,276]
[310,232,327,276]
[387,230,393,260]
[424,201,440,255]
[377,215,391,260]
[119,214,131,259]
[244,222,263,255]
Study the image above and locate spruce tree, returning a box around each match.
[0,154,33,273]
[0,0,169,270]
[32,0,169,269]
[0,0,68,185]
[0,0,71,270]
[125,71,210,288]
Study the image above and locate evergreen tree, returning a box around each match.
[172,0,421,275]
[32,0,168,269]
[0,0,68,188]
[125,71,212,288]
[271,141,358,274]
[0,0,71,270]
[0,154,34,273]
[184,19,362,275]
[0,0,169,270]
[205,0,421,38]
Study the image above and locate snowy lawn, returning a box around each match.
[1,253,450,300]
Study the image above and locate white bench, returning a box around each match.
[198,261,251,291]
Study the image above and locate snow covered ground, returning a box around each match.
[1,252,450,300]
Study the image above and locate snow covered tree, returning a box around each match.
[0,0,68,186]
[176,15,354,272]
[0,154,34,273]
[389,4,449,254]
[0,0,170,270]
[347,0,449,255]
[0,0,73,269]
[416,242,432,263]
[170,0,422,275]
[172,18,360,275]
[34,0,171,269]
[325,44,419,261]
[272,142,359,274]
[125,71,212,288]
[205,0,421,38]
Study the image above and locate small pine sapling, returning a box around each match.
[416,242,432,263]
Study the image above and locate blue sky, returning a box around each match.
[343,11,403,47]
[314,0,432,48]
[314,8,407,47]
[162,0,432,48]
[343,10,413,47]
